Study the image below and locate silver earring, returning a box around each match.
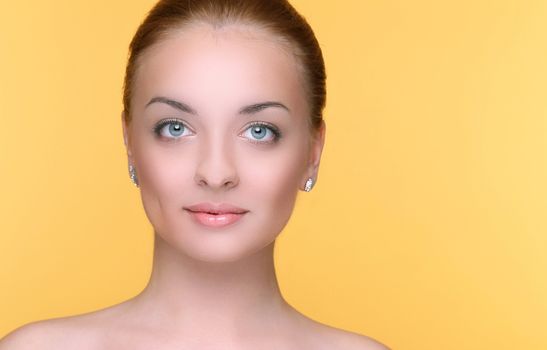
[129,164,139,187]
[304,178,314,192]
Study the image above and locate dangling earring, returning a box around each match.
[129,164,139,187]
[304,177,314,192]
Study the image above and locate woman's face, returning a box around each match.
[122,23,324,262]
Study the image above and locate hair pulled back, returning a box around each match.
[123,0,326,131]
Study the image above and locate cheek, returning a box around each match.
[240,142,308,226]
[133,140,196,235]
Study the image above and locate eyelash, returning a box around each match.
[153,118,192,141]
[152,118,282,144]
[242,121,282,145]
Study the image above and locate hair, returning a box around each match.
[122,0,326,132]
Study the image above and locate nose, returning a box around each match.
[194,136,239,191]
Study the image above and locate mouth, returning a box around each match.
[183,202,249,228]
[186,209,244,215]
[183,202,249,215]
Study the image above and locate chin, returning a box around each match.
[156,222,279,264]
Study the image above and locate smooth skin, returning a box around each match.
[0,22,388,350]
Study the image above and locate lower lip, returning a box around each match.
[185,210,246,228]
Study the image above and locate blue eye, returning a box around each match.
[153,119,192,140]
[241,122,281,144]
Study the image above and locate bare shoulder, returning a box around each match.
[296,315,390,350]
[0,302,128,350]
[0,317,98,350]
[0,321,46,350]
[329,328,390,350]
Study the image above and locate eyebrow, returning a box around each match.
[145,96,290,116]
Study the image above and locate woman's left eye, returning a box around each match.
[241,122,281,144]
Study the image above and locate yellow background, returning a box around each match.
[1,1,546,348]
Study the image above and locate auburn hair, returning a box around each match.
[122,0,326,131]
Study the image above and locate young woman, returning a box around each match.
[1,1,388,349]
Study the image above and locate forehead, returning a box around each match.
[132,22,309,117]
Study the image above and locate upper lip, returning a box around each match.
[184,202,249,214]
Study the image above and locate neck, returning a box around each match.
[129,231,293,340]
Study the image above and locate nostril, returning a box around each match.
[193,169,239,189]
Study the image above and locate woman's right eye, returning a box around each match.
[153,119,193,140]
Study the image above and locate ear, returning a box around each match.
[121,111,134,160]
[302,119,326,190]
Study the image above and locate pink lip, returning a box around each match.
[184,202,249,228]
